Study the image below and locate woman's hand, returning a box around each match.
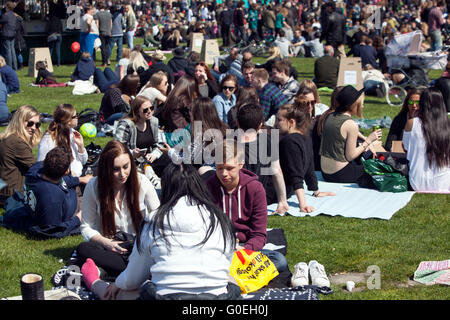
[73,130,84,148]
[408,108,419,119]
[314,191,336,197]
[103,239,128,254]
[367,129,382,144]
[158,142,171,154]
[133,148,146,158]
[145,153,155,163]
[103,283,120,300]
[273,200,289,215]
[300,205,315,213]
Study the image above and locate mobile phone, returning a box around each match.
[138,148,148,153]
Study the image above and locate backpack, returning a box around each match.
[75,108,101,131]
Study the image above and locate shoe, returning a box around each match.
[291,262,309,287]
[51,266,70,287]
[308,260,330,287]
[375,85,386,98]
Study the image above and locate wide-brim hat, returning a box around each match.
[150,50,166,61]
[336,85,365,110]
[172,47,185,58]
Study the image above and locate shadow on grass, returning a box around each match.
[43,246,77,261]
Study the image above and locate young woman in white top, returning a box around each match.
[37,104,87,178]
[77,140,160,277]
[137,71,169,110]
[81,163,239,300]
[402,88,450,192]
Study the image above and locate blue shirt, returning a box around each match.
[213,92,236,123]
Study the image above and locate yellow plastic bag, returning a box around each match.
[229,249,279,294]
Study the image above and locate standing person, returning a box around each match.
[212,74,238,123]
[206,139,289,273]
[233,1,247,45]
[14,10,26,70]
[80,163,238,300]
[94,1,113,67]
[0,1,18,70]
[124,4,137,50]
[320,85,381,186]
[220,3,234,47]
[37,104,88,178]
[77,140,160,278]
[402,88,450,192]
[320,1,346,57]
[79,4,99,60]
[428,0,446,52]
[0,105,41,205]
[276,103,335,213]
[263,4,276,40]
[47,0,65,67]
[248,3,259,43]
[109,4,124,62]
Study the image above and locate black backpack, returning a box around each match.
[75,108,101,131]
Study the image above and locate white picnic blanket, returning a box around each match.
[268,172,415,220]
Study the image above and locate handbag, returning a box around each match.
[47,33,58,42]
[361,158,408,193]
[229,249,279,294]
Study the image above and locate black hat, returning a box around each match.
[336,85,365,111]
[172,47,186,58]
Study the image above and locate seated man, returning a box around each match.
[273,29,292,58]
[313,45,339,89]
[272,59,300,103]
[218,50,253,85]
[2,147,91,238]
[251,68,289,121]
[212,46,241,80]
[240,60,255,87]
[206,139,288,273]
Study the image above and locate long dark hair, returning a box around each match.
[136,163,236,253]
[47,104,75,162]
[418,88,450,168]
[399,88,423,115]
[97,140,143,238]
[111,74,140,96]
[190,97,228,140]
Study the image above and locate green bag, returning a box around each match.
[361,158,408,193]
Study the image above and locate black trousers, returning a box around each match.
[321,160,375,189]
[99,34,111,64]
[221,24,231,47]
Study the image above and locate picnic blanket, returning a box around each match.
[268,172,415,220]
[243,285,333,300]
[413,260,450,286]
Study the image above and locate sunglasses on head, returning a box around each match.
[27,120,41,129]
[142,106,155,113]
[223,86,236,91]
[408,100,419,105]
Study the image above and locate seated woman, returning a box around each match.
[99,74,140,125]
[77,140,160,278]
[81,163,238,300]
[37,104,87,178]
[0,76,9,123]
[385,88,422,152]
[71,52,96,82]
[137,71,169,110]
[402,88,450,192]
[227,86,259,129]
[256,46,298,80]
[212,74,238,124]
[35,61,57,85]
[194,62,219,99]
[116,48,131,80]
[319,85,382,186]
[296,79,329,118]
[114,96,168,183]
[0,55,20,94]
[129,48,149,75]
[0,105,41,205]
[276,103,335,213]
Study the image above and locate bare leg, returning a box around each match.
[91,280,140,300]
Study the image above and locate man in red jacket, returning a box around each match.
[206,139,288,273]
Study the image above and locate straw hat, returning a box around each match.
[149,50,166,61]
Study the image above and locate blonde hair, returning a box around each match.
[0,105,42,147]
[268,46,281,60]
[149,71,167,88]
[122,48,131,59]
[129,51,149,72]
[0,55,6,68]
[299,79,320,104]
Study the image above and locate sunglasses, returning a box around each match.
[72,114,79,119]
[408,100,419,105]
[142,106,155,113]
[223,86,236,91]
[306,100,316,106]
[26,120,41,129]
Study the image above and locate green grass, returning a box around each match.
[0,39,449,299]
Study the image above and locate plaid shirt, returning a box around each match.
[258,82,289,120]
[277,77,300,104]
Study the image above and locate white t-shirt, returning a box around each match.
[81,13,99,34]
[137,87,166,104]
[80,173,160,241]
[115,58,130,79]
[402,117,450,192]
[114,196,234,296]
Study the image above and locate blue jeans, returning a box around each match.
[260,249,289,273]
[49,35,62,66]
[1,38,17,70]
[109,35,123,60]
[94,67,119,93]
[106,112,126,125]
[0,104,8,122]
[126,30,135,50]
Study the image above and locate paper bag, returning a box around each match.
[337,57,363,90]
[28,48,54,78]
[190,33,204,54]
[201,39,220,65]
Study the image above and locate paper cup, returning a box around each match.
[20,273,45,300]
[346,280,355,292]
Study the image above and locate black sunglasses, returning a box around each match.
[27,120,41,129]
[223,86,236,91]
[142,106,155,113]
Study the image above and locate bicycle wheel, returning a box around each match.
[386,86,407,107]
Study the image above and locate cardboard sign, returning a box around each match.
[337,57,363,90]
[200,39,220,65]
[190,32,204,54]
[28,48,54,78]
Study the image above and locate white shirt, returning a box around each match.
[80,173,160,241]
[37,129,88,177]
[137,87,166,105]
[115,196,234,296]
[81,13,99,34]
[402,117,450,192]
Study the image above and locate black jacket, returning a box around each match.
[0,11,18,38]
[323,11,346,46]
[168,57,188,77]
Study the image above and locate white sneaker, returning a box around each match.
[291,262,309,287]
[308,260,330,287]
[144,165,161,189]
